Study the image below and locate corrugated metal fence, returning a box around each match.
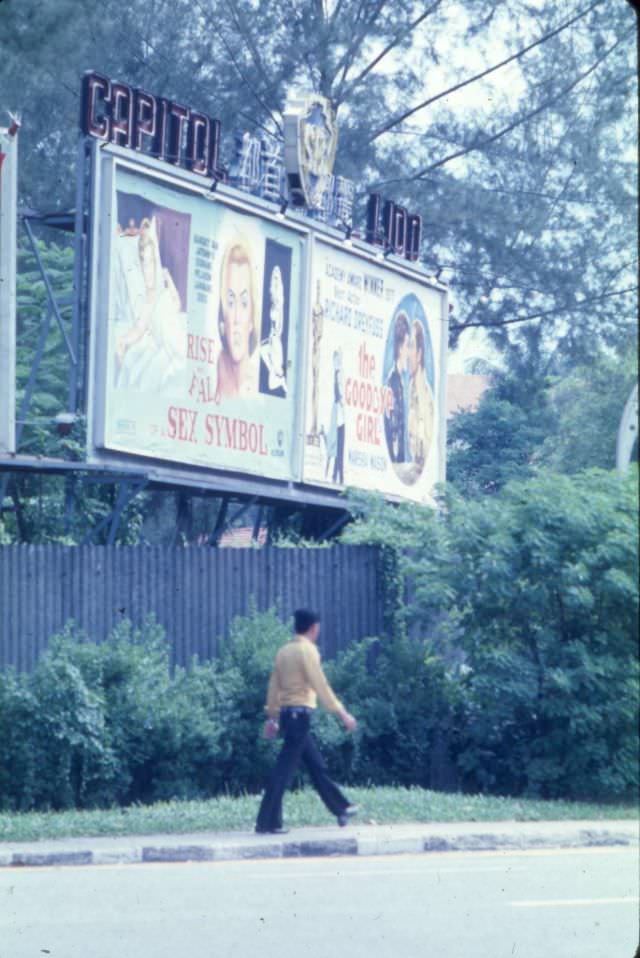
[0,544,385,671]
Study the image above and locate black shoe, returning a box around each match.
[255,827,290,835]
[337,804,358,827]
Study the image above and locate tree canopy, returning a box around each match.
[0,0,637,543]
[1,0,636,359]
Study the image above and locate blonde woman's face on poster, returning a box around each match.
[224,260,252,363]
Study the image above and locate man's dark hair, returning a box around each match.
[393,312,410,361]
[294,609,321,634]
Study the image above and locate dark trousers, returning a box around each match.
[256,708,349,831]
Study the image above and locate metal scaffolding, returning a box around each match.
[0,139,349,545]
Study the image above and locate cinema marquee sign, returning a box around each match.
[81,68,446,505]
[81,71,423,260]
[81,71,224,179]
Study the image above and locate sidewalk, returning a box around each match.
[1,819,637,868]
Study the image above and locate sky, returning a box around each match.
[368,0,638,373]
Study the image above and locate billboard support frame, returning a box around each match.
[0,124,17,456]
[70,136,92,414]
[80,475,149,545]
[22,216,77,364]
[2,127,450,544]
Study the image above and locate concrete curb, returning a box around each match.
[1,821,637,869]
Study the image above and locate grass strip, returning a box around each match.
[1,787,636,844]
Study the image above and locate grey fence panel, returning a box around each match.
[0,544,385,671]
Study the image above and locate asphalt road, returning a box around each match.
[1,847,638,958]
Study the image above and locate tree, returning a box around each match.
[446,325,638,496]
[343,468,639,798]
[386,1,638,367]
[447,339,558,496]
[447,392,548,497]
[1,0,636,541]
[1,0,635,369]
[538,342,639,474]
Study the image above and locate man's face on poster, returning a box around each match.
[398,333,409,373]
[224,260,252,364]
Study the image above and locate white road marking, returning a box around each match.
[509,897,639,907]
[220,865,526,879]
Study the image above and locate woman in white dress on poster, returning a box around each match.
[115,216,186,393]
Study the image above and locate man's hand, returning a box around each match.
[339,709,357,733]
[263,718,279,740]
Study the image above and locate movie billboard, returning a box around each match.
[0,127,17,455]
[92,163,305,481]
[303,239,445,503]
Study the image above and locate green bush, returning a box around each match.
[213,608,292,793]
[80,619,227,805]
[0,611,292,811]
[0,667,39,810]
[451,470,639,800]
[27,633,116,809]
[345,468,640,801]
[1,472,637,813]
[314,636,461,790]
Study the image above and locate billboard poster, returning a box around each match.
[0,125,17,455]
[303,240,445,503]
[93,164,305,481]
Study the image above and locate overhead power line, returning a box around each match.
[369,25,633,191]
[450,286,638,331]
[368,0,606,143]
[413,28,633,179]
[337,1,443,104]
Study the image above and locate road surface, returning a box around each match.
[1,846,637,958]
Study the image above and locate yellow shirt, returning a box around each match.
[265,635,344,719]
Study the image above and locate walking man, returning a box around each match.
[255,609,358,835]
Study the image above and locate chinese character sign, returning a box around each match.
[229,133,286,204]
[231,127,354,229]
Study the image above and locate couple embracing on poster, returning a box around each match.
[324,306,433,489]
[384,309,434,483]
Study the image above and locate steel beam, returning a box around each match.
[252,505,264,542]
[22,217,76,365]
[69,137,89,413]
[208,497,229,546]
[319,510,350,541]
[81,477,148,545]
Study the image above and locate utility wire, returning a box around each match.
[372,26,633,188]
[192,0,283,135]
[337,1,443,104]
[368,0,606,143]
[450,285,638,331]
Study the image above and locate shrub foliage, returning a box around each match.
[343,469,639,801]
[0,469,637,810]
